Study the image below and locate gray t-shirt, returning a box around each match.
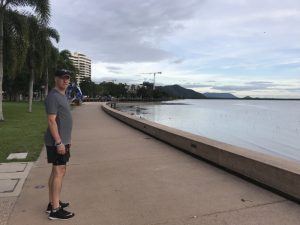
[44,89,73,146]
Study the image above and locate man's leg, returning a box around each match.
[48,163,74,220]
[50,165,66,209]
[48,170,53,204]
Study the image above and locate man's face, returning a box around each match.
[55,75,70,90]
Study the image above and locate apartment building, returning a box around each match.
[70,52,91,83]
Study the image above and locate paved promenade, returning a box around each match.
[6,102,300,225]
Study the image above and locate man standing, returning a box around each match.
[44,69,75,220]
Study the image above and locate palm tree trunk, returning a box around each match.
[0,12,4,121]
[28,67,34,113]
[45,67,49,96]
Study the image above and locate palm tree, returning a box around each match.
[27,16,59,112]
[57,49,78,83]
[43,30,59,97]
[2,10,28,102]
[0,0,50,120]
[3,10,28,78]
[44,44,59,95]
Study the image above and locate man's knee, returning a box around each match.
[52,165,66,177]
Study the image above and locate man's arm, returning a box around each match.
[48,114,66,154]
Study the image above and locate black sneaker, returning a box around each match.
[46,201,70,214]
[48,207,74,220]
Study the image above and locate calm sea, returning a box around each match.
[118,99,300,162]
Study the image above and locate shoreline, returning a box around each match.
[102,102,300,203]
[115,100,300,162]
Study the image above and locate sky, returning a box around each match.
[50,0,300,98]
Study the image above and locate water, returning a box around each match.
[118,99,300,162]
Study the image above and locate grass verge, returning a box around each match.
[0,102,47,163]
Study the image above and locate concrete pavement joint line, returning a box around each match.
[0,179,19,193]
[0,162,33,197]
[0,163,27,173]
[201,199,288,217]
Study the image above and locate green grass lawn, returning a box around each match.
[0,102,47,163]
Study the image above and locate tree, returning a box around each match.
[1,10,28,103]
[57,50,77,81]
[3,71,28,101]
[26,16,59,112]
[0,0,50,120]
[79,77,94,98]
[3,10,28,79]
[44,45,59,92]
[42,29,59,97]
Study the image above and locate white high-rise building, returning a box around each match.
[70,52,91,84]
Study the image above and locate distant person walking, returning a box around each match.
[44,69,75,220]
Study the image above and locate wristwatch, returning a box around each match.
[55,141,63,147]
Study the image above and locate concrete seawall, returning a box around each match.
[102,103,300,202]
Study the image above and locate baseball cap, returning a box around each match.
[54,69,71,78]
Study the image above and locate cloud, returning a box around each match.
[106,66,121,71]
[212,81,276,91]
[172,58,185,64]
[106,66,122,73]
[51,0,300,98]
[277,58,300,66]
[211,81,300,95]
[51,0,204,63]
[245,81,273,85]
[182,83,212,89]
[92,76,136,84]
[285,88,300,92]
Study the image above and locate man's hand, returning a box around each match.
[56,144,66,155]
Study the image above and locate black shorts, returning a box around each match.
[46,144,71,165]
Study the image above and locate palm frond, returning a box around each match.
[3,9,29,77]
[6,0,50,24]
[46,27,59,43]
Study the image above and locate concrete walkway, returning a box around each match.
[7,102,300,225]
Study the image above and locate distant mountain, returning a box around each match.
[157,85,206,99]
[204,92,238,99]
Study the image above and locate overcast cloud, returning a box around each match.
[51,0,300,98]
[51,0,204,62]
